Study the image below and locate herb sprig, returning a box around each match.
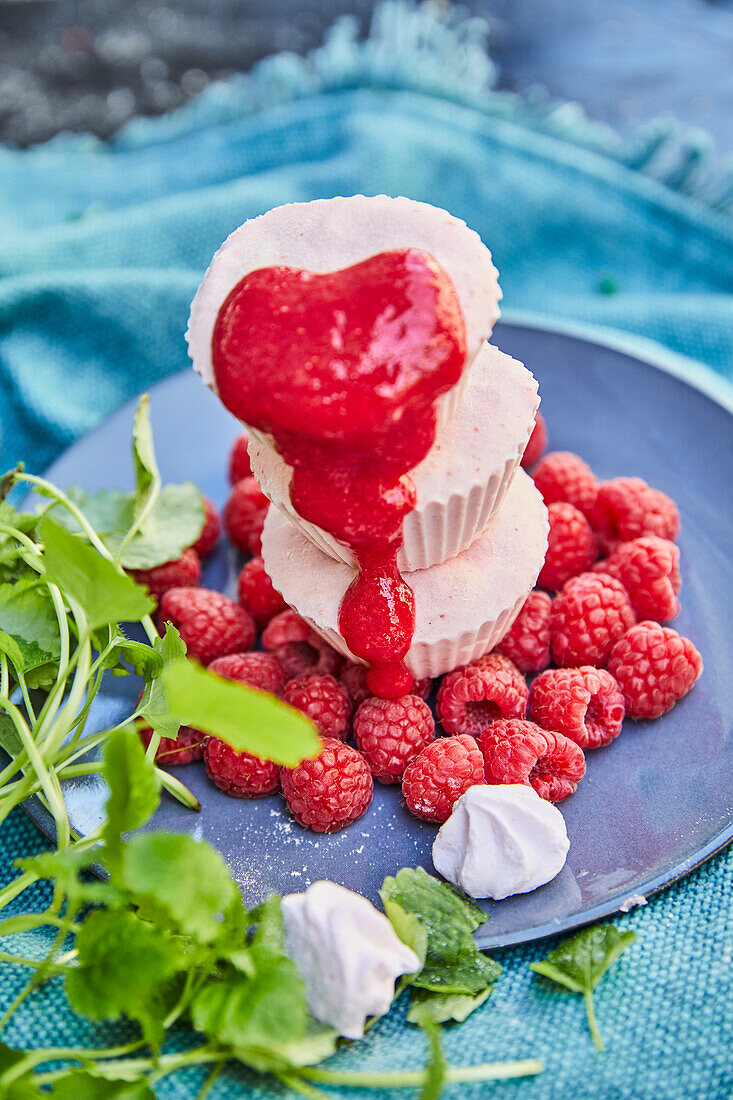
[0,731,543,1095]
[531,924,637,1050]
[0,399,543,1096]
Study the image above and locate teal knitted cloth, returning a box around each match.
[1,3,732,1096]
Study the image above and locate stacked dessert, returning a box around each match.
[187,196,548,697]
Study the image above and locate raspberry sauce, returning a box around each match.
[212,249,466,697]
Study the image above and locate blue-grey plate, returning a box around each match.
[24,320,733,949]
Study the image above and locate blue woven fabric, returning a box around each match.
[1,3,732,1096]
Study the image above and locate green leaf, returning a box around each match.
[17,847,117,907]
[236,1021,338,1074]
[39,518,154,630]
[407,987,492,1025]
[51,1075,155,1100]
[380,868,499,996]
[415,1016,446,1100]
[530,925,637,995]
[66,909,183,1049]
[0,576,61,674]
[161,658,320,767]
[0,630,25,671]
[248,894,286,957]
[103,727,161,853]
[0,1040,44,1099]
[116,637,163,680]
[117,482,204,570]
[55,488,135,541]
[0,714,22,757]
[57,485,204,571]
[191,958,308,1055]
[136,625,188,740]
[132,395,158,503]
[530,924,637,1051]
[120,832,238,944]
[382,899,428,968]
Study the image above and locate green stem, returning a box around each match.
[15,670,36,727]
[298,1060,544,1088]
[17,474,112,561]
[0,697,67,843]
[0,912,78,936]
[29,580,73,747]
[157,768,201,811]
[1,1040,147,1085]
[0,524,44,568]
[584,990,605,1052]
[278,1073,334,1100]
[0,761,105,801]
[114,472,161,568]
[196,1063,224,1100]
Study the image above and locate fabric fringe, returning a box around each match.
[47,0,733,218]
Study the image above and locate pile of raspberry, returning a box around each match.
[138,422,702,834]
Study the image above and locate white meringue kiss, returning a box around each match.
[282,881,420,1039]
[432,785,569,901]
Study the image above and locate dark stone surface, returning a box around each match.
[0,0,731,151]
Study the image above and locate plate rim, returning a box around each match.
[20,316,733,950]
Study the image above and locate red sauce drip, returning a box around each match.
[212,248,466,697]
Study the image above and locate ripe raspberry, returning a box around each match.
[354,695,435,783]
[593,477,680,554]
[281,737,373,832]
[158,587,255,665]
[237,556,286,627]
[530,667,625,749]
[247,510,266,556]
[228,432,253,484]
[521,411,547,469]
[284,675,352,740]
[208,651,287,696]
[495,590,551,674]
[204,737,280,797]
[608,621,702,719]
[537,502,597,592]
[550,572,635,668]
[480,719,585,801]
[402,735,485,823]
[593,536,681,622]
[224,477,269,555]
[138,724,206,765]
[532,451,598,519]
[192,497,221,558]
[131,547,201,604]
[437,653,529,738]
[340,663,372,709]
[262,609,311,649]
[412,677,433,700]
[263,610,342,679]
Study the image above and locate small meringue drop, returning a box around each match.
[431,784,569,901]
[281,880,420,1039]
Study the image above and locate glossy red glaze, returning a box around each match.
[212,249,466,696]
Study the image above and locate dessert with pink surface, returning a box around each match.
[178,192,702,886]
[249,342,539,572]
[187,193,539,697]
